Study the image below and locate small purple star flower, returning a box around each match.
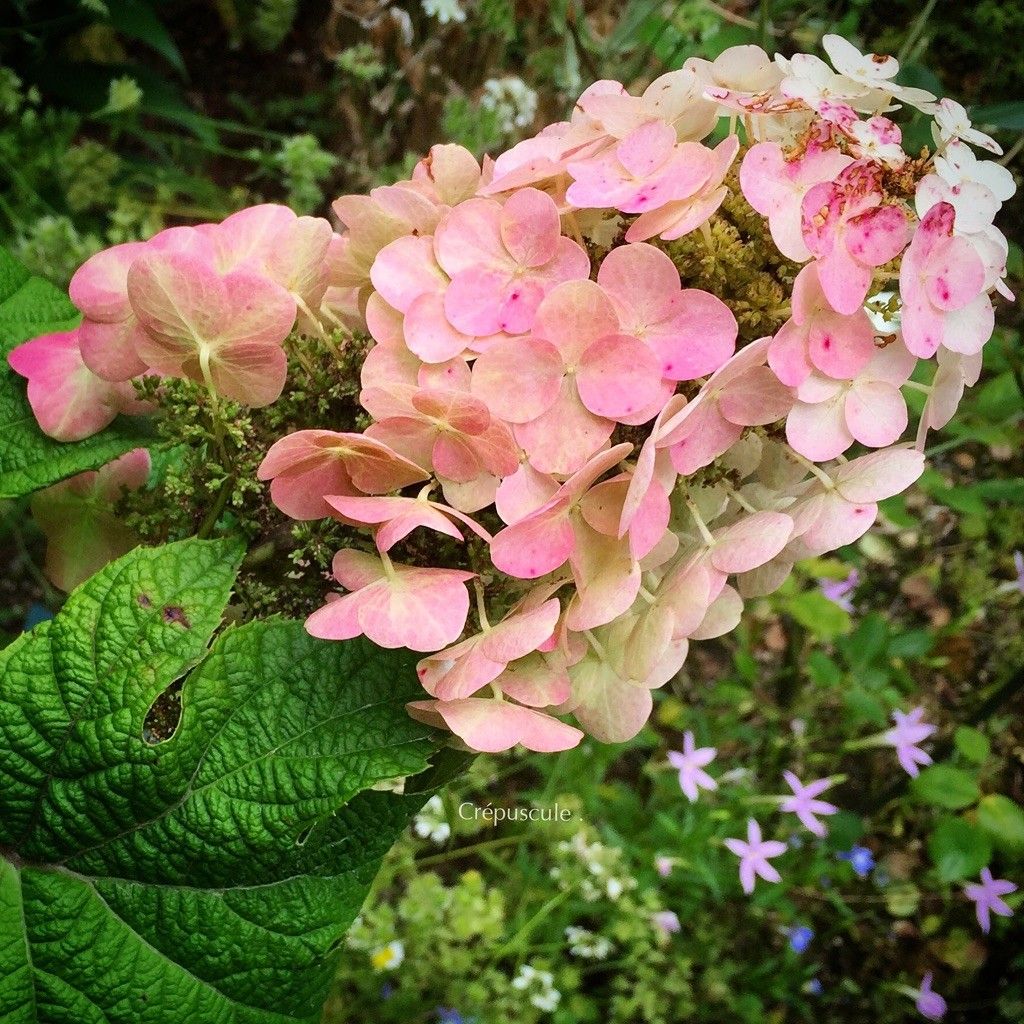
[724,818,787,894]
[964,868,1016,933]
[820,568,859,612]
[883,706,936,777]
[668,731,717,802]
[914,973,947,1020]
[837,845,875,878]
[780,771,839,837]
[654,855,674,877]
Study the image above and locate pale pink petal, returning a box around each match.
[576,333,663,420]
[490,506,575,579]
[845,380,907,447]
[711,512,794,574]
[470,336,564,423]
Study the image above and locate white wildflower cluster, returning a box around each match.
[412,794,452,845]
[549,832,637,902]
[511,964,561,1012]
[480,76,538,135]
[564,925,613,960]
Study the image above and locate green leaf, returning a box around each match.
[0,249,152,499]
[971,101,1024,131]
[928,817,992,882]
[953,726,991,764]
[0,538,439,1023]
[106,0,188,77]
[977,795,1024,856]
[911,764,980,810]
[784,589,851,638]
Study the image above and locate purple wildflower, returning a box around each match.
[820,568,859,611]
[655,855,674,877]
[964,868,1016,933]
[780,771,839,837]
[914,973,947,1020]
[724,819,787,894]
[652,910,681,936]
[1014,551,1024,594]
[883,706,936,777]
[667,731,717,802]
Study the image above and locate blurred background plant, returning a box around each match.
[1,1,1022,1021]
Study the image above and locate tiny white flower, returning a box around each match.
[421,0,466,25]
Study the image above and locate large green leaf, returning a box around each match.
[0,248,151,499]
[0,538,440,1023]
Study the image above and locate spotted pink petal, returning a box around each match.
[489,504,575,579]
[845,205,908,268]
[576,333,664,420]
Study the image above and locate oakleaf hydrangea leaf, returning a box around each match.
[0,538,440,1023]
[0,248,151,498]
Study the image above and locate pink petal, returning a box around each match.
[576,333,664,420]
[470,335,564,423]
[8,329,125,442]
[404,292,474,363]
[845,205,908,268]
[514,380,614,476]
[490,505,575,579]
[718,366,794,426]
[833,448,925,502]
[495,462,560,525]
[711,512,794,574]
[845,380,908,448]
[500,187,560,267]
[370,235,445,313]
[408,698,584,752]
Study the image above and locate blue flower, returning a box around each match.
[23,603,52,631]
[787,925,814,953]
[837,845,875,878]
[437,1010,466,1024]
[806,978,823,996]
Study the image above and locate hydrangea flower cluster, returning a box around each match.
[11,38,1015,755]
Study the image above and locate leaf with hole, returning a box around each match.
[0,537,441,1023]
